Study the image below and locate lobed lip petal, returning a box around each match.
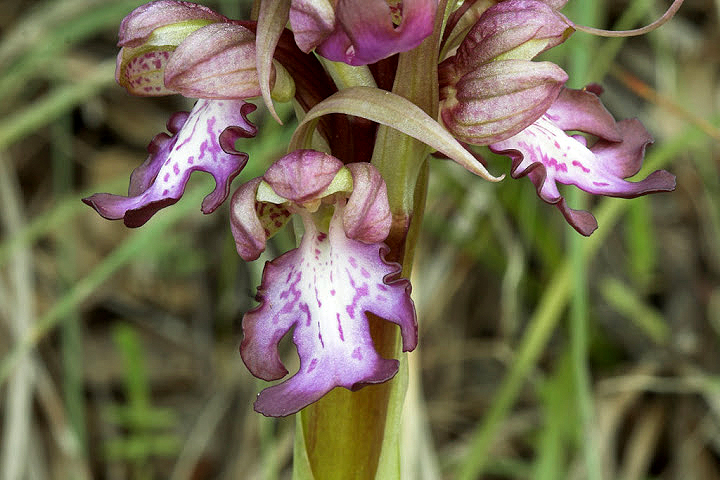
[490,106,675,235]
[241,211,417,417]
[118,0,227,48]
[262,150,344,204]
[83,99,257,227]
[316,0,438,66]
[164,23,263,99]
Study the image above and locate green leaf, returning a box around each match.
[289,86,503,182]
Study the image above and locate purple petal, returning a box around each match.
[343,163,391,243]
[84,99,257,227]
[262,150,344,203]
[317,0,438,66]
[490,113,675,235]
[449,0,572,80]
[545,87,621,142]
[164,23,262,99]
[289,0,337,53]
[230,178,293,262]
[118,1,227,48]
[241,212,417,417]
[440,60,567,145]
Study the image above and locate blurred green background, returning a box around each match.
[0,0,718,478]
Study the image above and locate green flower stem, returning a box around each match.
[317,59,377,90]
[293,5,446,479]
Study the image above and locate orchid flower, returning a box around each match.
[437,0,675,234]
[230,150,417,416]
[489,85,676,235]
[289,0,439,65]
[85,1,270,226]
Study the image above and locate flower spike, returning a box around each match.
[490,86,676,235]
[230,150,416,416]
[84,99,257,227]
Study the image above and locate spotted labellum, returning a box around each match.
[230,150,417,416]
[490,86,676,235]
[83,99,257,226]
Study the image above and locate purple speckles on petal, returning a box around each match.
[317,324,324,348]
[490,87,675,236]
[83,99,257,227]
[337,313,345,342]
[300,303,311,326]
[307,358,318,373]
[118,48,176,96]
[572,160,590,173]
[240,210,417,417]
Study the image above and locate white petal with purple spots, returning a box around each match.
[490,87,675,235]
[241,209,416,417]
[84,99,256,227]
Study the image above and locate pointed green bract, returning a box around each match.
[289,86,503,182]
